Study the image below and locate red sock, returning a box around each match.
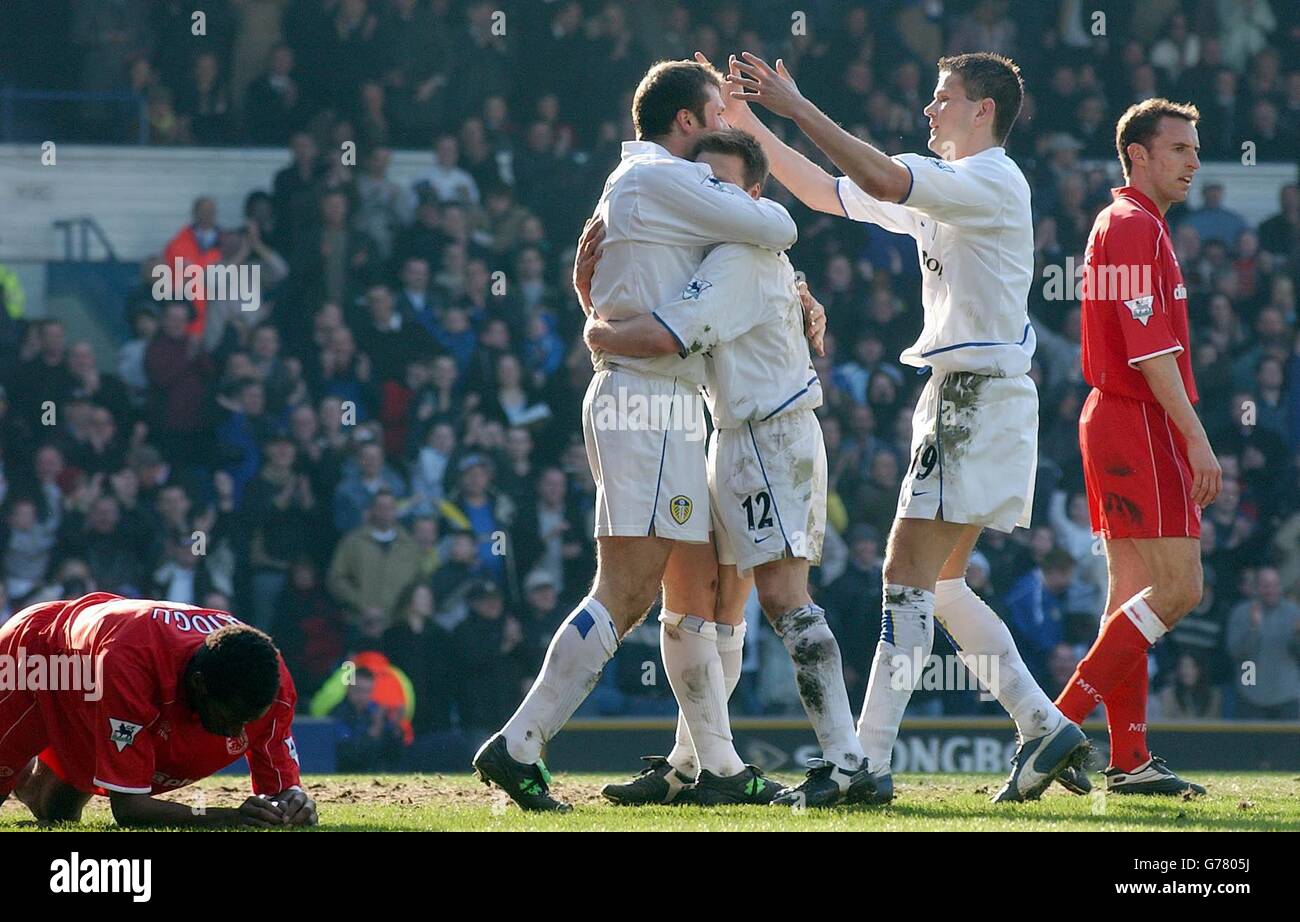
[1103,650,1152,772]
[1056,607,1152,724]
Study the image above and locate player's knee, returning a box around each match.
[1170,576,1202,619]
[31,796,85,823]
[1147,578,1200,622]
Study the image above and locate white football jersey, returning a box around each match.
[836,146,1036,376]
[589,140,798,386]
[654,241,819,429]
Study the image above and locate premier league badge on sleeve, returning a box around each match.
[682,278,712,301]
[109,718,144,752]
[1123,295,1154,326]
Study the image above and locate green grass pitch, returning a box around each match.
[2,772,1297,831]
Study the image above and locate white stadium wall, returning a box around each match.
[0,143,440,263]
[1,144,1295,266]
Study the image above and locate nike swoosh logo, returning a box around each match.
[754,535,771,544]
[912,491,930,497]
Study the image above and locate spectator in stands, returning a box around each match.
[243,43,305,146]
[327,488,422,629]
[1003,548,1075,686]
[1183,183,1249,247]
[330,666,406,772]
[383,581,453,736]
[1227,566,1300,719]
[161,197,223,335]
[420,134,479,207]
[452,580,524,743]
[1258,183,1299,260]
[1151,652,1223,720]
[333,440,406,534]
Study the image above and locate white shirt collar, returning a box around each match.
[620,140,680,162]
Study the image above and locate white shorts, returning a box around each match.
[709,409,826,575]
[582,367,709,542]
[898,370,1037,533]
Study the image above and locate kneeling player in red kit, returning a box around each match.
[1055,99,1219,796]
[0,592,317,826]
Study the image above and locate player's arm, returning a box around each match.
[638,161,797,251]
[706,54,841,215]
[729,52,911,204]
[110,791,287,828]
[1134,354,1221,507]
[245,660,317,825]
[650,244,760,358]
[583,314,680,357]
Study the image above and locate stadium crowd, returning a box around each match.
[1,0,1298,767]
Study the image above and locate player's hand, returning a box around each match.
[694,52,755,129]
[573,216,605,314]
[272,788,318,827]
[729,52,806,119]
[1187,434,1222,508]
[798,280,827,356]
[237,795,286,828]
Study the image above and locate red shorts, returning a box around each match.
[1080,388,1201,540]
[0,602,59,798]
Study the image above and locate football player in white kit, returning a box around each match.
[580,129,875,808]
[722,50,1090,802]
[474,60,800,811]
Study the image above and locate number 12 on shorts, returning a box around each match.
[741,491,774,531]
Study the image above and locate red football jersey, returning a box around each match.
[14,593,300,797]
[1080,186,1198,404]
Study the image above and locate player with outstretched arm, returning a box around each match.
[716,49,1089,802]
[0,591,316,827]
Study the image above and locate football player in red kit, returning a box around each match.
[1055,99,1220,796]
[0,592,317,826]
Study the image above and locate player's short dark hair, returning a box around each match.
[690,128,770,189]
[193,623,281,717]
[1115,98,1201,181]
[632,59,723,141]
[936,52,1025,145]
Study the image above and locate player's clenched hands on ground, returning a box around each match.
[238,795,290,827]
[573,216,605,314]
[1186,434,1222,508]
[798,280,827,356]
[270,788,319,826]
[728,53,807,119]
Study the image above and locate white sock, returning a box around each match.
[716,620,746,697]
[660,610,744,777]
[772,605,864,771]
[501,596,619,763]
[857,584,934,773]
[934,577,1062,740]
[667,620,746,777]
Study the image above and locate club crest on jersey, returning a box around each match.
[681,278,712,301]
[109,718,144,752]
[703,175,735,194]
[226,730,249,755]
[1123,295,1154,326]
[1173,283,1187,300]
[669,495,693,525]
